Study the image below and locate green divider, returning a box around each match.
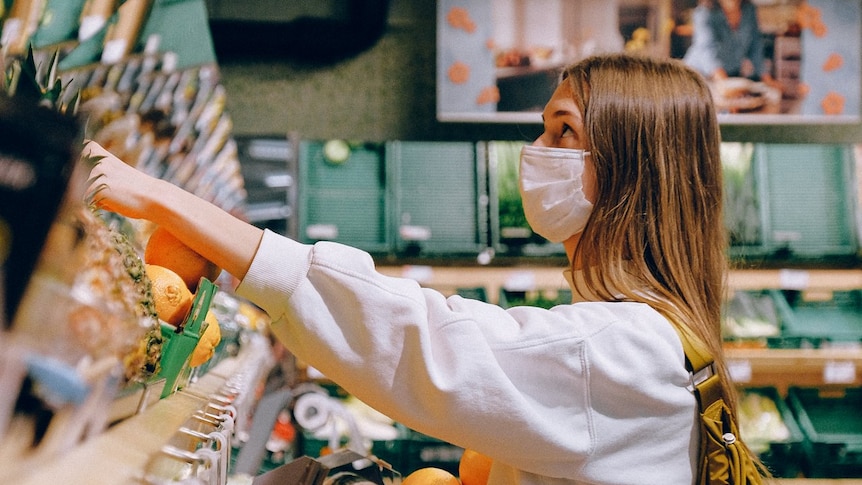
[158,277,217,398]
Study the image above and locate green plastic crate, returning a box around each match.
[730,144,858,261]
[387,141,488,256]
[499,288,572,309]
[297,141,392,254]
[738,387,806,478]
[772,289,862,348]
[455,287,488,302]
[722,290,783,344]
[787,386,862,478]
[401,430,463,477]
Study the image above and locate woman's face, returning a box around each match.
[533,81,598,203]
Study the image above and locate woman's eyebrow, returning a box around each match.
[550,108,576,119]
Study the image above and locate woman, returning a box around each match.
[683,0,778,87]
[86,54,760,484]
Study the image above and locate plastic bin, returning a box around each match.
[402,430,464,477]
[387,141,489,256]
[738,387,806,478]
[297,140,392,254]
[787,386,862,478]
[722,290,783,346]
[730,143,858,262]
[772,289,862,348]
[499,288,572,309]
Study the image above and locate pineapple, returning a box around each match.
[74,206,163,381]
[3,45,162,383]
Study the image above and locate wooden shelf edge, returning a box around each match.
[377,265,862,293]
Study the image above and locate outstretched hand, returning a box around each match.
[84,140,161,220]
[83,140,265,281]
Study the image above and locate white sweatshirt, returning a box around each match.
[235,230,699,485]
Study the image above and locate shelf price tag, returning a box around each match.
[504,271,537,291]
[778,269,810,290]
[727,359,752,383]
[401,265,434,284]
[823,360,856,384]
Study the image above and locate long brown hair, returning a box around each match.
[563,54,736,414]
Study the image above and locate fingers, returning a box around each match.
[83,142,115,208]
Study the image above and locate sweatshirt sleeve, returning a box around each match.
[234,230,694,479]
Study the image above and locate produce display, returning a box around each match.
[721,142,761,248]
[489,141,533,244]
[145,263,193,327]
[189,309,221,368]
[142,224,223,371]
[738,390,792,454]
[722,290,782,341]
[401,467,460,485]
[145,225,221,292]
[74,207,163,382]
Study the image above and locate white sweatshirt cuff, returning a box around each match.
[235,229,312,318]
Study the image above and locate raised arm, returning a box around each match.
[84,140,264,281]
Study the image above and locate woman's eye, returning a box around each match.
[561,125,574,138]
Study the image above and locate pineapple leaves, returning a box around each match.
[2,45,79,114]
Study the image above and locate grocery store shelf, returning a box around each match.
[20,389,210,485]
[377,264,569,304]
[727,347,862,393]
[728,268,862,291]
[17,334,273,485]
[377,266,862,303]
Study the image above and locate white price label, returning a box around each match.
[728,359,752,383]
[823,360,856,384]
[778,269,810,290]
[505,271,537,292]
[402,265,434,283]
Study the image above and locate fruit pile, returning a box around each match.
[71,211,224,382]
[401,449,492,485]
[143,226,223,369]
[72,208,163,382]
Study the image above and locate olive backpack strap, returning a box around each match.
[671,322,723,412]
[668,317,765,485]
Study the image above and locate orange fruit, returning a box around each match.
[146,264,193,326]
[144,226,220,292]
[189,310,222,367]
[401,467,460,485]
[459,449,493,485]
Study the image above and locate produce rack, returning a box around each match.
[1,0,249,219]
[14,329,274,485]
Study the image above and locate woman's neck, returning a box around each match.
[720,1,743,29]
[563,233,582,268]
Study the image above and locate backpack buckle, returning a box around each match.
[687,363,715,392]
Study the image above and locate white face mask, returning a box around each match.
[518,144,594,243]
